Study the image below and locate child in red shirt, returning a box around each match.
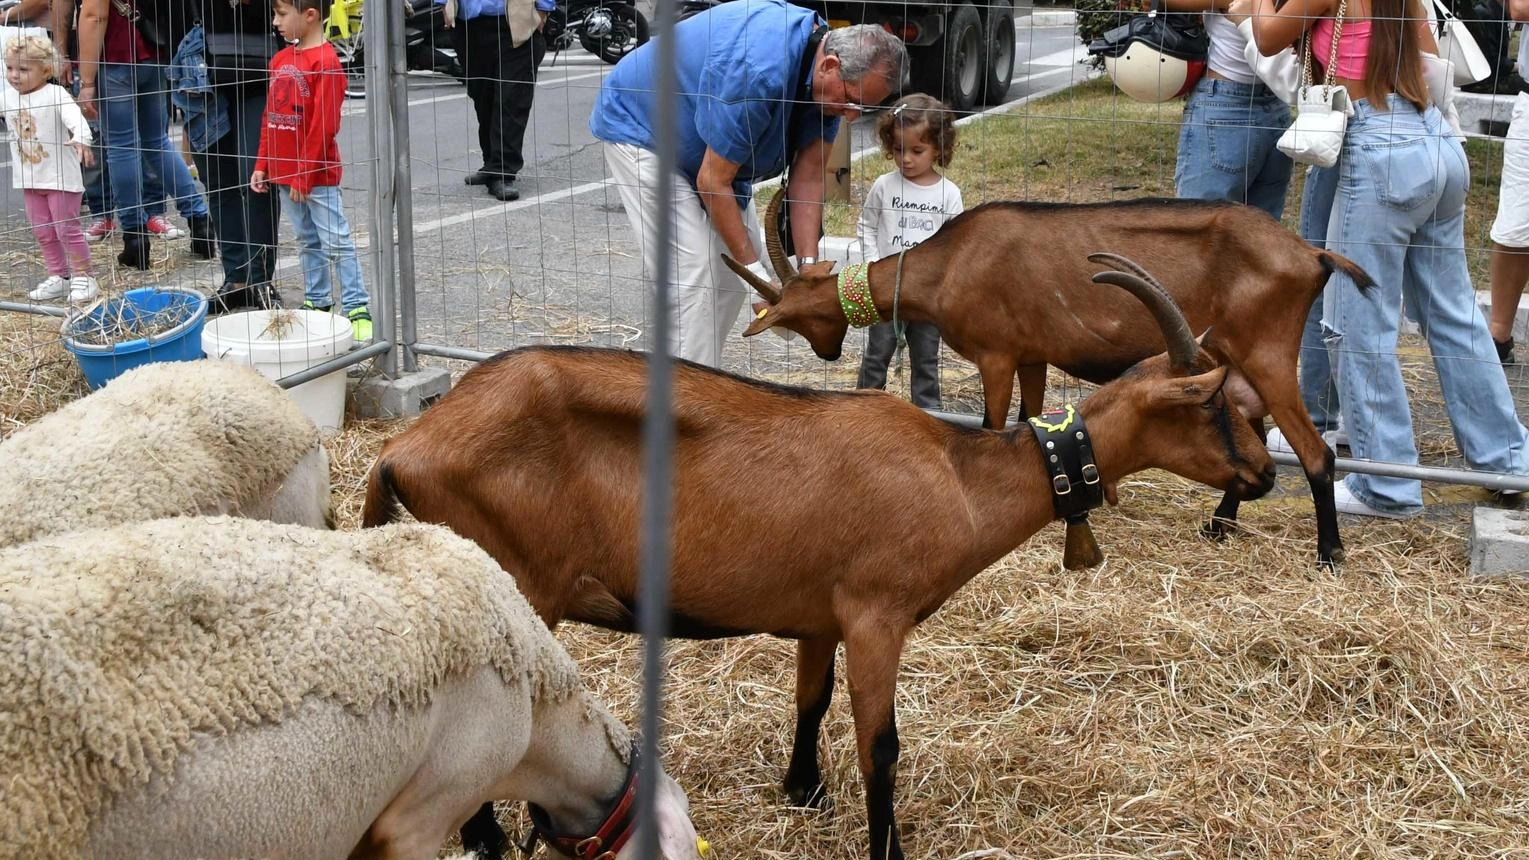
[251,0,372,342]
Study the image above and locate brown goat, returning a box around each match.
[733,195,1375,566]
[362,268,1276,860]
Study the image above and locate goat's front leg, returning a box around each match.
[1205,410,1263,543]
[785,636,839,808]
[844,622,908,860]
[1015,364,1047,422]
[976,356,1018,429]
[458,803,508,860]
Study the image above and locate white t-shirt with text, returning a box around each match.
[0,83,91,192]
[857,171,964,263]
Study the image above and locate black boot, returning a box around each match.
[189,215,216,260]
[118,230,151,270]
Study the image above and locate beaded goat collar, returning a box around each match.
[837,263,882,328]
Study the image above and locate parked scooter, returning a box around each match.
[328,0,463,98]
[540,0,649,65]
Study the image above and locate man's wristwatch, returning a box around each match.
[796,256,817,266]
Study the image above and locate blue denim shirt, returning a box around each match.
[165,26,231,153]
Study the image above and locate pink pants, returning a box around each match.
[24,189,89,277]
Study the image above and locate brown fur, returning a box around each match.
[364,326,1275,859]
[737,196,1375,565]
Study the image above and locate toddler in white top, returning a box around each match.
[2,35,96,303]
[856,93,964,409]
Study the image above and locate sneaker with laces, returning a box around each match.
[144,215,186,239]
[347,305,372,342]
[68,275,99,303]
[27,275,69,301]
[84,217,116,243]
[1333,480,1416,520]
[302,299,334,311]
[1268,425,1349,454]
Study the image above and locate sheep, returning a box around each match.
[734,193,1376,567]
[0,515,706,860]
[0,359,331,548]
[361,264,1278,860]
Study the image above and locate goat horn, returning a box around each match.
[1087,252,1166,291]
[764,191,797,283]
[1091,269,1200,371]
[721,254,782,304]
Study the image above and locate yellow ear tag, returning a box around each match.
[697,836,712,857]
[755,308,768,320]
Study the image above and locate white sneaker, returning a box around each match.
[68,276,99,303]
[1333,480,1416,519]
[1324,423,1351,448]
[28,275,69,301]
[1267,427,1295,454]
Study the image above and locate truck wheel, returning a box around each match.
[982,0,1016,104]
[940,2,984,111]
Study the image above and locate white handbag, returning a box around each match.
[1276,0,1354,169]
[1432,0,1491,86]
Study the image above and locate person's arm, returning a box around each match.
[1251,0,1335,55]
[1512,0,1529,21]
[695,146,759,266]
[1414,0,1439,53]
[784,135,830,264]
[4,0,53,27]
[291,58,346,196]
[857,175,883,264]
[51,0,78,86]
[75,0,109,118]
[1161,0,1225,11]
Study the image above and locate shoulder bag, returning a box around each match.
[1432,0,1491,86]
[1276,0,1354,168]
[203,29,284,86]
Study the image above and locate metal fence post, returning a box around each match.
[365,0,400,378]
[388,0,419,374]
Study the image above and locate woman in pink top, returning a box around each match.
[1249,0,1529,519]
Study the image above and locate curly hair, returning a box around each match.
[875,93,958,169]
[3,33,60,80]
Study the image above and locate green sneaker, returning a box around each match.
[347,306,373,342]
[302,299,334,311]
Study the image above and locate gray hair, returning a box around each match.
[823,24,909,92]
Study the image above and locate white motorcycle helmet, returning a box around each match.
[1088,8,1209,103]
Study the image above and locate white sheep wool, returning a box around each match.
[0,360,321,548]
[0,517,584,859]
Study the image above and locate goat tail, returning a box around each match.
[1317,249,1376,294]
[362,460,406,528]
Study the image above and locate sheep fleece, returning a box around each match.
[0,516,582,859]
[0,360,319,548]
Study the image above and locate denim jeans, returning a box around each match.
[859,321,942,409]
[1297,162,1341,432]
[1175,77,1294,220]
[193,87,280,290]
[74,78,168,220]
[98,62,208,231]
[279,185,369,311]
[1321,95,1529,513]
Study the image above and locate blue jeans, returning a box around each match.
[280,185,369,311]
[1297,162,1341,432]
[1175,77,1294,220]
[1322,95,1529,513]
[98,62,208,232]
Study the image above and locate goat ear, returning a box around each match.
[1151,366,1230,406]
[743,305,783,338]
[721,254,782,304]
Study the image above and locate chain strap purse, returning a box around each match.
[1275,0,1354,168]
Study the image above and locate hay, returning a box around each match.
[60,290,202,348]
[4,310,1529,859]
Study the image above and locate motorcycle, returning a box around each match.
[327,0,464,98]
[540,0,649,65]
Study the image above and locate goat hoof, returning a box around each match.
[1318,546,1345,568]
[1200,517,1234,542]
[785,781,831,810]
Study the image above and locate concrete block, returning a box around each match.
[1476,289,1529,343]
[1454,90,1518,138]
[1470,505,1529,578]
[351,367,452,420]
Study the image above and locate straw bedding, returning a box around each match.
[0,515,582,859]
[4,314,1528,858]
[0,359,321,548]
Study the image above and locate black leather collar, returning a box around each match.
[1027,405,1104,522]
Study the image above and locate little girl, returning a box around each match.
[856,93,963,409]
[3,35,96,304]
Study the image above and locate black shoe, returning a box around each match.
[208,284,277,316]
[1496,335,1516,365]
[464,170,493,186]
[118,231,151,270]
[189,215,216,260]
[486,177,520,201]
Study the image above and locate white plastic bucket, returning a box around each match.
[202,309,355,433]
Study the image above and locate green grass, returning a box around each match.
[798,76,1508,285]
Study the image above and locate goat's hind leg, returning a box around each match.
[784,636,839,809]
[843,623,908,860]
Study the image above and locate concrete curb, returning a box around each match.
[1028,8,1078,27]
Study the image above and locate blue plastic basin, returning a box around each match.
[61,287,209,390]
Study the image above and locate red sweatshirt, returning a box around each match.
[255,42,346,195]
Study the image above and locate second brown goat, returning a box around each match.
[733,195,1374,566]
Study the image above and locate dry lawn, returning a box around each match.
[4,79,1529,860]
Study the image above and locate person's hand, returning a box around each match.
[538,9,548,29]
[58,59,73,88]
[1226,0,1253,23]
[288,186,309,202]
[78,83,96,120]
[250,169,268,193]
[72,140,93,167]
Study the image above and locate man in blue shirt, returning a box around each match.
[446,0,554,200]
[590,0,907,367]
